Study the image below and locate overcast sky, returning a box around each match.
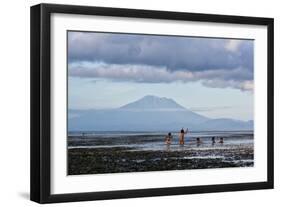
[68,31,254,121]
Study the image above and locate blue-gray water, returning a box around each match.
[68,131,253,152]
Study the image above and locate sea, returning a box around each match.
[68,130,254,151]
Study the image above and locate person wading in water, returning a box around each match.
[165,132,173,145]
[179,128,188,145]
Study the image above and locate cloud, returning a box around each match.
[69,61,253,91]
[68,32,253,72]
[225,40,243,52]
[68,32,254,91]
[202,79,253,91]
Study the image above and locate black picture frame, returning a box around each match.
[30,3,274,204]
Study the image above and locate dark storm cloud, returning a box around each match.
[68,32,254,91]
[68,32,253,72]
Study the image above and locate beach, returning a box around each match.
[68,131,254,175]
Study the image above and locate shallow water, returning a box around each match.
[68,131,253,152]
[68,131,254,174]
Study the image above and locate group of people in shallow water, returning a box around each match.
[165,128,224,145]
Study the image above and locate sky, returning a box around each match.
[68,31,254,121]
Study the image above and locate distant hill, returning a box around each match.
[68,95,253,131]
[199,118,253,131]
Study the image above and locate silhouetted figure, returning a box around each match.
[196,137,202,146]
[211,137,216,144]
[219,137,224,144]
[179,128,188,145]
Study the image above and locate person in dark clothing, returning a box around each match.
[196,137,202,146]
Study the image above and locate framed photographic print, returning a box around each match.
[30,3,274,203]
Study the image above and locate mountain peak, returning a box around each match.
[120,95,186,110]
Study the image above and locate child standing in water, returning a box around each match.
[165,132,173,145]
[179,128,188,145]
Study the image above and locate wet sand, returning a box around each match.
[68,145,254,175]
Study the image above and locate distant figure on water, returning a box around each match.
[165,132,173,145]
[179,128,188,145]
[211,137,216,144]
[219,137,224,144]
[196,137,202,146]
